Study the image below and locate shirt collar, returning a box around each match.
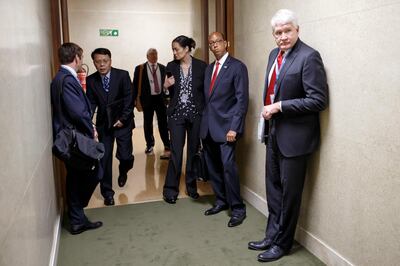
[61,65,77,78]
[101,71,111,80]
[216,52,229,66]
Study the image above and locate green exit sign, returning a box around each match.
[99,29,119,37]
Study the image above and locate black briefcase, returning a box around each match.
[193,148,209,182]
[53,128,105,171]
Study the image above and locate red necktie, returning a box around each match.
[265,51,284,105]
[151,64,160,93]
[209,61,220,94]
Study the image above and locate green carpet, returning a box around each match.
[58,196,324,266]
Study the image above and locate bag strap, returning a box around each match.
[138,63,144,97]
[55,73,74,130]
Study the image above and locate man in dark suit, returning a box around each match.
[248,9,328,262]
[200,32,249,227]
[133,48,170,159]
[50,42,102,234]
[86,48,134,206]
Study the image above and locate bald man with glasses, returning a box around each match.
[200,32,249,228]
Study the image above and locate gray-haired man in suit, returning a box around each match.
[248,9,328,262]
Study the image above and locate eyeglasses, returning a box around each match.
[208,39,224,47]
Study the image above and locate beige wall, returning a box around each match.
[0,0,59,265]
[68,0,204,78]
[235,1,400,265]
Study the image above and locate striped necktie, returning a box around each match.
[103,75,110,93]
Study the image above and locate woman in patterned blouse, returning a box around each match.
[162,35,207,204]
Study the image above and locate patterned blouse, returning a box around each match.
[170,65,198,121]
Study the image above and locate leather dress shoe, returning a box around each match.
[163,196,177,204]
[228,213,246,227]
[118,173,128,187]
[70,220,103,235]
[204,205,228,216]
[188,192,200,200]
[248,238,272,250]
[257,245,288,262]
[104,197,115,206]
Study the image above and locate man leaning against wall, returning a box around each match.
[248,9,328,263]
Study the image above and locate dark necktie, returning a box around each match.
[209,61,220,94]
[103,75,110,93]
[151,64,160,94]
[265,50,284,105]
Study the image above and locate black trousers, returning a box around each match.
[99,125,134,198]
[163,116,201,198]
[66,165,99,225]
[265,128,308,251]
[142,95,170,149]
[203,133,246,216]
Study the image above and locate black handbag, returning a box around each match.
[193,140,209,182]
[53,127,105,171]
[52,74,105,171]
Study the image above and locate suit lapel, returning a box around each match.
[263,49,279,102]
[209,56,231,99]
[108,68,118,101]
[275,40,301,99]
[204,64,213,101]
[93,73,108,103]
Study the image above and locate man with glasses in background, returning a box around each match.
[86,48,135,206]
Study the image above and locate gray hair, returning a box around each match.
[146,48,157,56]
[271,9,298,30]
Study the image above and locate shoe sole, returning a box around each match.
[248,245,270,251]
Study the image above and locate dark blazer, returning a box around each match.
[165,57,207,116]
[86,67,134,130]
[200,55,249,142]
[265,39,328,157]
[51,67,93,139]
[133,62,166,107]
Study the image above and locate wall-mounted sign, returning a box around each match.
[99,29,119,37]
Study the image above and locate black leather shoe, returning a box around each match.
[70,221,103,235]
[188,192,200,199]
[163,196,177,204]
[104,197,115,206]
[118,173,128,187]
[257,245,288,262]
[204,205,228,216]
[248,238,272,250]
[228,213,246,227]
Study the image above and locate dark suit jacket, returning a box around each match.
[51,67,93,139]
[265,39,328,157]
[165,57,207,116]
[133,62,166,108]
[86,67,134,131]
[200,55,249,142]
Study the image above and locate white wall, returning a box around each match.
[0,0,59,265]
[68,0,203,78]
[235,1,400,265]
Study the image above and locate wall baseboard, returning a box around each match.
[241,185,353,266]
[48,214,61,266]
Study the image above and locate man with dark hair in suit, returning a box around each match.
[133,48,170,159]
[86,48,135,206]
[50,42,103,234]
[200,32,249,228]
[248,9,328,262]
